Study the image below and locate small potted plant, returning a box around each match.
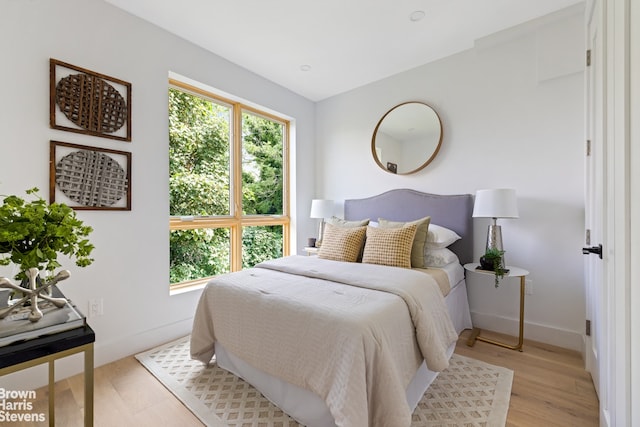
[0,187,95,283]
[479,247,507,287]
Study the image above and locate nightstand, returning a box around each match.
[464,262,529,351]
[303,246,319,256]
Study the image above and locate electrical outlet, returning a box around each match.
[525,279,533,295]
[88,298,104,317]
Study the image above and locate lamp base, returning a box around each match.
[486,224,506,268]
[316,220,325,247]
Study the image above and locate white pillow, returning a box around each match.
[423,247,459,267]
[426,224,461,249]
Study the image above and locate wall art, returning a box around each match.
[50,59,131,141]
[50,141,131,210]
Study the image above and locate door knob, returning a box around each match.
[582,244,603,259]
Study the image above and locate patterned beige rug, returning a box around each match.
[136,336,513,427]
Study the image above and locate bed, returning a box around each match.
[191,189,474,427]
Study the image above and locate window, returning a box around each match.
[169,80,289,290]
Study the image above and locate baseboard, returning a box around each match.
[470,311,584,354]
[0,317,194,392]
[93,317,194,367]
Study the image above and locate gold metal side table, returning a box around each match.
[464,263,529,352]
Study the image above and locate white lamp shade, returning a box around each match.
[310,199,334,219]
[472,189,519,218]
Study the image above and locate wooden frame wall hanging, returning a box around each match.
[50,141,131,210]
[50,59,132,141]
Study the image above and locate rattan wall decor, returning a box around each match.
[50,59,131,141]
[49,141,131,210]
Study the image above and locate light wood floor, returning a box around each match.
[13,329,599,427]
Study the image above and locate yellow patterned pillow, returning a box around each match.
[378,216,431,268]
[318,223,367,263]
[362,224,418,268]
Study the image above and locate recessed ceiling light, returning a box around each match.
[300,64,311,72]
[409,10,425,22]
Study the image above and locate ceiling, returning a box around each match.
[105,0,583,101]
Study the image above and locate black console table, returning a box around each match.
[0,325,95,427]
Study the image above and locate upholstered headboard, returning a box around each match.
[344,189,474,264]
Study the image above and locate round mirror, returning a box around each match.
[372,101,443,175]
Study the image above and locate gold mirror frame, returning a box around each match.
[371,101,443,175]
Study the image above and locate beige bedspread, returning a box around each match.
[191,255,458,427]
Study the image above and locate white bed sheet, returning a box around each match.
[215,273,472,427]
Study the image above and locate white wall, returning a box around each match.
[316,5,586,351]
[0,0,315,390]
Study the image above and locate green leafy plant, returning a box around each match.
[0,188,94,281]
[480,247,506,287]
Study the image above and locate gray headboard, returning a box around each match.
[344,189,474,265]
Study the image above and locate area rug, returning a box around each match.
[136,336,513,427]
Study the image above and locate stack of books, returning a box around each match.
[0,286,86,347]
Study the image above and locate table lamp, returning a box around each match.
[310,199,334,246]
[472,189,519,263]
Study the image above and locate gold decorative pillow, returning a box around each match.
[318,223,367,263]
[362,224,418,268]
[378,216,431,268]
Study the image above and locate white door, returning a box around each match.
[584,0,608,424]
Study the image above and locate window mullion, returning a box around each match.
[230,105,244,272]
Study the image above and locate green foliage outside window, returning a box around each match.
[169,228,230,284]
[241,225,283,269]
[169,89,230,217]
[242,113,284,215]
